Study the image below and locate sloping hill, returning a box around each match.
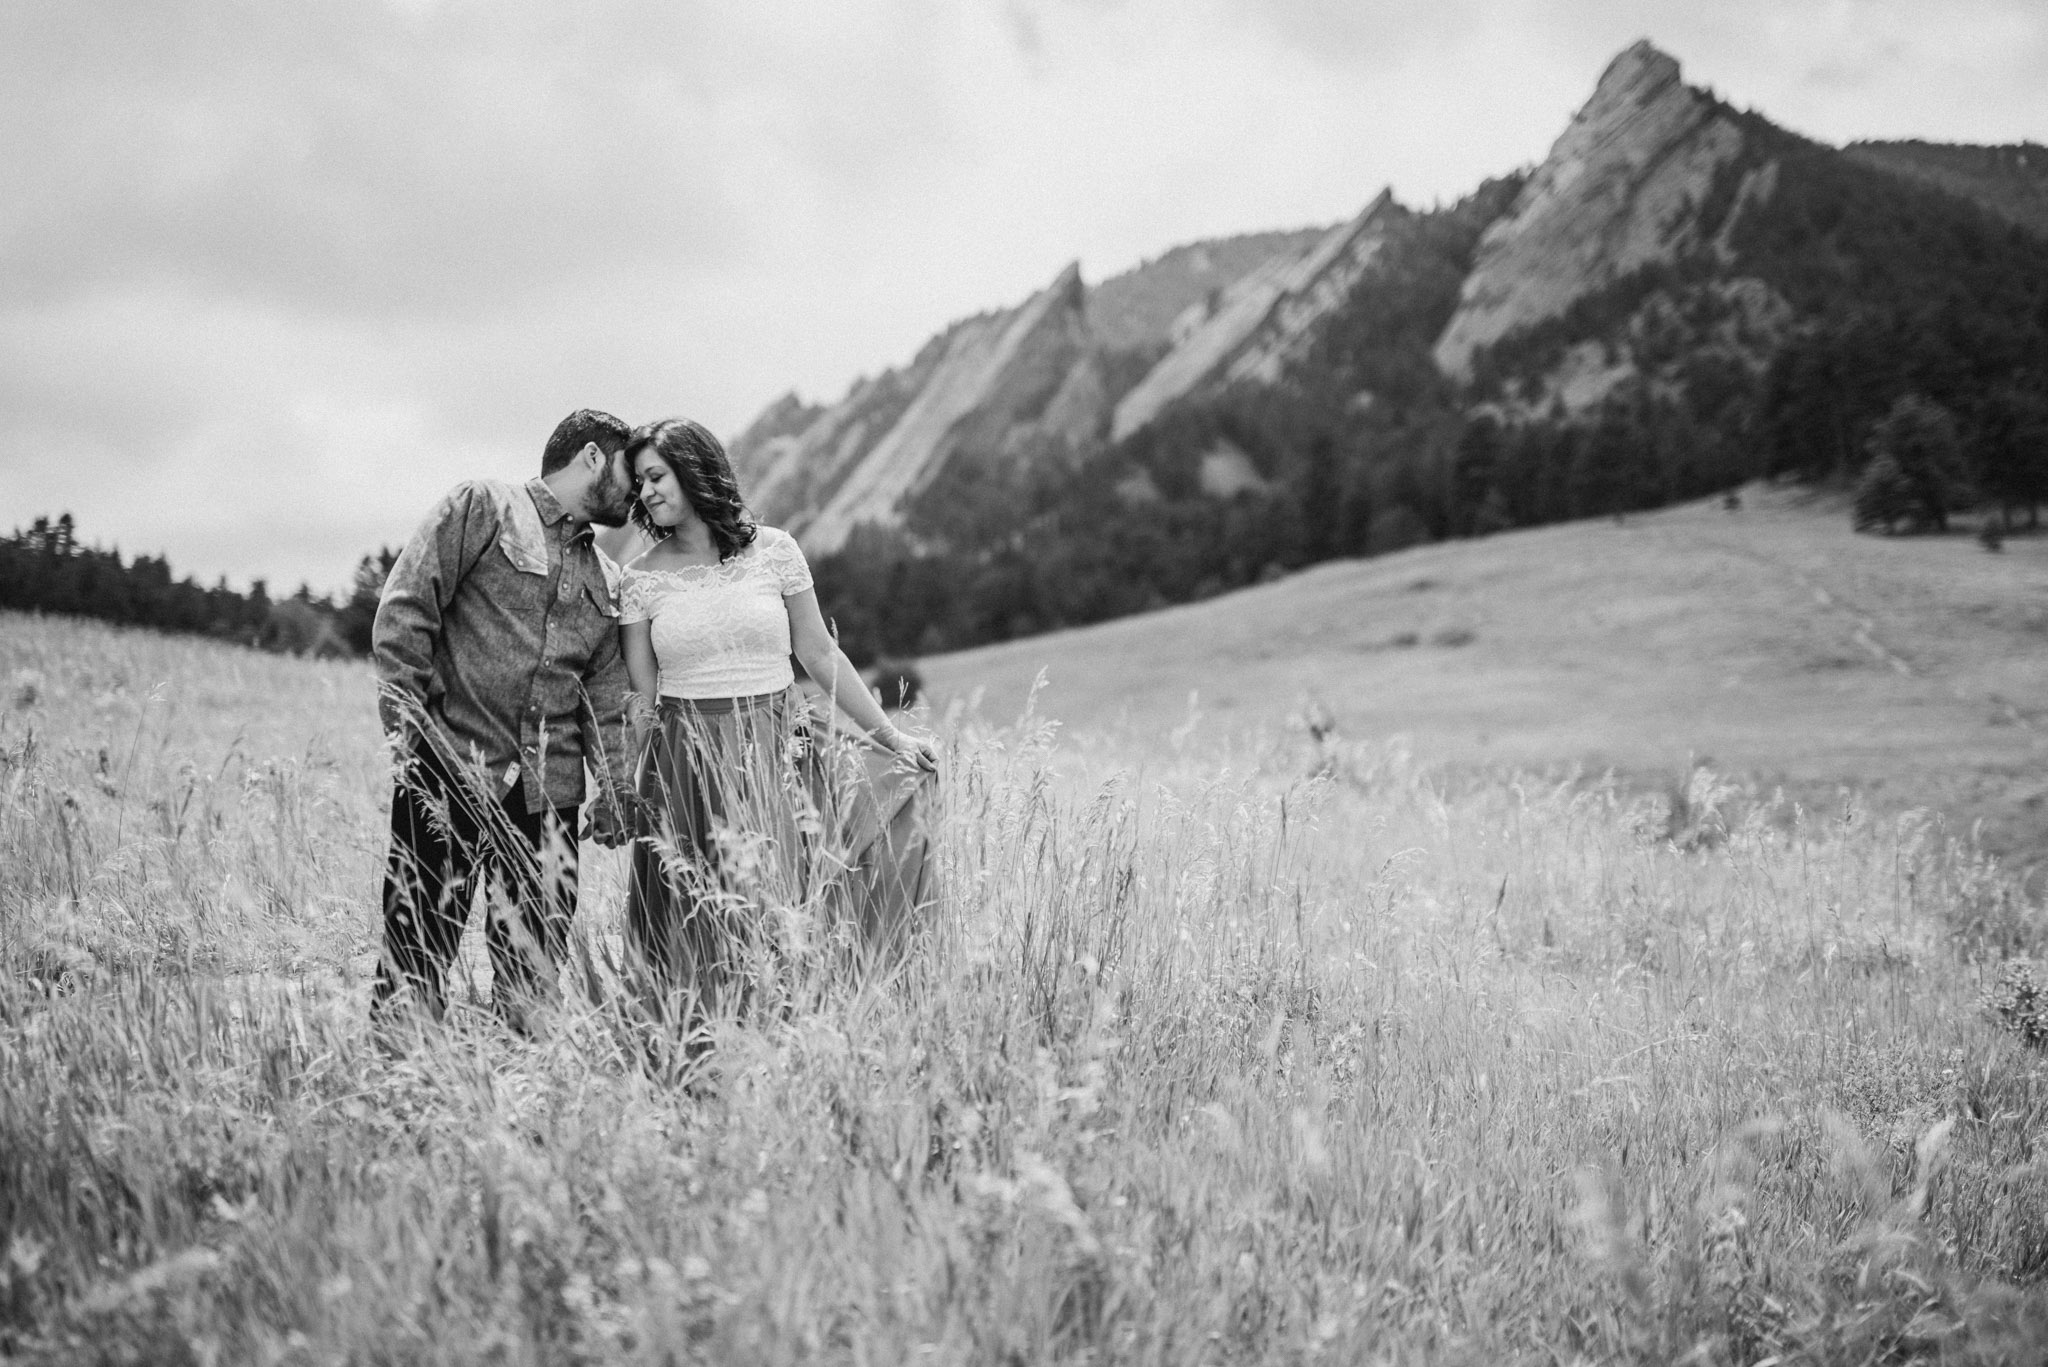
[1846,140,2048,239]
[922,485,2048,864]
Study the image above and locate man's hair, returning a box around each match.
[540,409,632,476]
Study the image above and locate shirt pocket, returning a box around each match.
[495,514,551,577]
[569,578,621,668]
[478,553,548,617]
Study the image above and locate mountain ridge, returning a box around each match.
[727,227,1334,553]
[1844,139,2048,240]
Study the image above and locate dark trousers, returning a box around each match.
[371,744,579,1026]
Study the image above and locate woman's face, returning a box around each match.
[633,449,691,529]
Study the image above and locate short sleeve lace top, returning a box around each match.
[617,525,814,699]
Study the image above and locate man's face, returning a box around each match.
[586,445,635,528]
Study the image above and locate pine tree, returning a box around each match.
[1862,394,1971,532]
[338,548,399,654]
[1853,453,1914,534]
[1978,384,2048,528]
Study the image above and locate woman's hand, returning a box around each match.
[880,723,939,773]
[624,690,658,739]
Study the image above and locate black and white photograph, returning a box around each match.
[5,1,2048,1361]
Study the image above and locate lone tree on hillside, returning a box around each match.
[1853,394,1971,534]
[1854,452,1915,534]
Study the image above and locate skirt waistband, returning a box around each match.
[656,689,788,716]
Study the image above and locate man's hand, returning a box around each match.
[582,793,635,848]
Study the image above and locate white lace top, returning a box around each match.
[618,526,815,699]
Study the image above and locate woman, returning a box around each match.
[616,418,937,1022]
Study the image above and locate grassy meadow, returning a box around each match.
[926,486,2048,871]
[7,600,2048,1364]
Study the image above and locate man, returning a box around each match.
[371,408,638,1036]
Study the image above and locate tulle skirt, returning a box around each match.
[625,687,931,1017]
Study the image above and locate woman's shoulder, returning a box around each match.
[618,555,666,584]
[748,525,813,594]
[626,541,709,576]
[748,525,810,560]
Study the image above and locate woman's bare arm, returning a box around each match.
[785,588,937,770]
[621,618,659,741]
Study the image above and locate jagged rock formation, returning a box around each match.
[1086,228,1327,353]
[1195,440,1269,498]
[797,265,1094,552]
[729,231,1322,553]
[730,269,1091,552]
[1476,274,1795,422]
[1112,191,1404,441]
[1432,41,1744,379]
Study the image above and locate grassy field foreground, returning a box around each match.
[6,611,2048,1363]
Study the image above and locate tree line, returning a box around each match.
[2,515,395,658]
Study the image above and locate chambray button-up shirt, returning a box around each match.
[373,478,630,815]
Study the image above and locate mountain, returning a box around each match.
[729,229,1327,554]
[713,39,2048,668]
[1085,228,1331,353]
[1434,42,1749,380]
[736,264,1096,553]
[1113,191,1406,441]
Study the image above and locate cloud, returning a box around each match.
[3,6,701,312]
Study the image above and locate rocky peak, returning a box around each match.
[729,391,823,485]
[797,261,1097,552]
[1432,41,1742,378]
[1084,227,1328,353]
[1111,190,1403,441]
[1049,260,1085,311]
[1594,39,1683,112]
[725,230,1323,553]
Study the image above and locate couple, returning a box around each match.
[368,408,936,1038]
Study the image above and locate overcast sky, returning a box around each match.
[4,0,2044,594]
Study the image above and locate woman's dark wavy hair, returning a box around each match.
[625,418,758,560]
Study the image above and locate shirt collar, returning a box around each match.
[526,478,571,526]
[528,479,595,542]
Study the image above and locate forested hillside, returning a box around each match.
[1847,139,2048,239]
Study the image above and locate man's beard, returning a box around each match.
[588,457,634,528]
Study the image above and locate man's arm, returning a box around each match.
[372,484,496,736]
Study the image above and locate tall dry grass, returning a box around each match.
[5,609,2048,1364]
